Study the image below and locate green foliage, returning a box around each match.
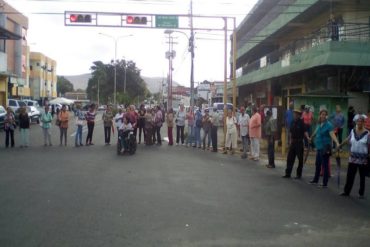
[57,76,74,96]
[86,59,150,105]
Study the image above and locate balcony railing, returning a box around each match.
[239,22,370,77]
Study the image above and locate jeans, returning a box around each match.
[75,125,83,145]
[104,126,111,144]
[5,129,15,147]
[186,125,195,146]
[312,149,330,186]
[211,126,218,151]
[267,136,275,166]
[241,135,248,155]
[202,129,210,149]
[194,127,201,147]
[155,126,162,144]
[176,125,185,144]
[86,122,95,144]
[20,128,29,146]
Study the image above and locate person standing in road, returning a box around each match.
[284,102,294,147]
[238,107,250,159]
[223,109,237,155]
[74,104,85,147]
[58,105,69,146]
[41,105,53,146]
[249,106,262,161]
[210,107,220,152]
[175,104,186,146]
[102,105,114,145]
[202,108,212,150]
[85,104,96,146]
[4,107,16,148]
[154,105,163,145]
[167,108,174,146]
[282,109,309,179]
[347,106,356,135]
[309,108,340,188]
[302,105,314,149]
[329,105,345,149]
[194,108,202,148]
[185,106,195,147]
[137,104,146,144]
[264,110,276,168]
[339,114,369,198]
[18,106,30,148]
[144,108,154,146]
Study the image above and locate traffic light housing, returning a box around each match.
[70,14,92,23]
[126,16,147,25]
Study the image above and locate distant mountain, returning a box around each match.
[62,73,178,94]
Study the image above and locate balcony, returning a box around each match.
[237,23,370,86]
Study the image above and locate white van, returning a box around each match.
[212,103,233,112]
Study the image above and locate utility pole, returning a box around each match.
[189,0,195,108]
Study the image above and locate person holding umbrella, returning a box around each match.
[338,114,370,198]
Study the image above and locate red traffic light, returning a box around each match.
[70,14,92,23]
[126,16,147,25]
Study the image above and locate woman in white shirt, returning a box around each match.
[223,109,237,154]
[339,114,370,198]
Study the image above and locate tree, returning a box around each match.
[57,76,74,96]
[86,59,150,105]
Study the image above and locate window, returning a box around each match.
[9,100,16,106]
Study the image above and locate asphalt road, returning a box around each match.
[0,116,369,247]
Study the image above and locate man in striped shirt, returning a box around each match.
[85,104,96,146]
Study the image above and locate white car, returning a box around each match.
[29,106,41,123]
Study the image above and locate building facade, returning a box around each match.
[0,0,29,106]
[29,52,57,102]
[235,0,370,121]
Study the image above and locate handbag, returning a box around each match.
[56,119,61,126]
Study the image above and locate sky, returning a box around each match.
[6,0,257,87]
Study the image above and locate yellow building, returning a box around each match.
[0,0,29,106]
[29,52,57,101]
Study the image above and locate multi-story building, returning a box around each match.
[0,0,29,106]
[29,52,57,102]
[235,0,370,120]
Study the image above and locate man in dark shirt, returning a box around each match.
[282,108,309,179]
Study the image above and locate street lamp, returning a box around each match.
[99,33,133,106]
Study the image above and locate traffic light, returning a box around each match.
[126,16,147,25]
[70,14,92,23]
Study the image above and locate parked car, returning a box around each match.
[24,100,41,108]
[7,99,27,113]
[0,105,6,130]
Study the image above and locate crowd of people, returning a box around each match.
[3,102,370,198]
